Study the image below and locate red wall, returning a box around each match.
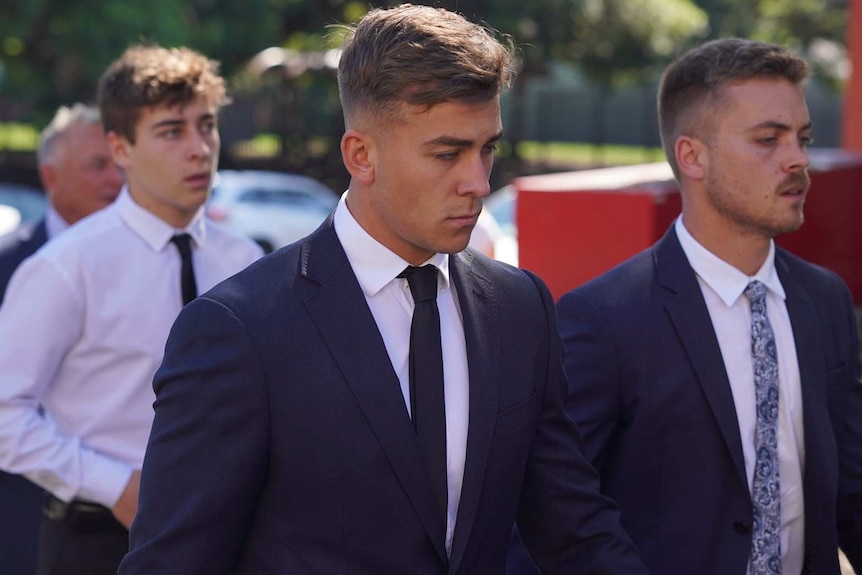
[844,0,862,151]
[517,156,862,302]
[777,163,862,295]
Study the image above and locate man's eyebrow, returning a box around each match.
[487,131,504,144]
[750,120,813,132]
[150,113,215,131]
[150,118,185,131]
[423,131,505,148]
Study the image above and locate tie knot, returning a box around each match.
[401,265,439,303]
[745,280,767,303]
[170,233,194,256]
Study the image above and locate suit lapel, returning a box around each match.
[15,219,48,260]
[26,220,48,252]
[776,252,831,493]
[656,228,748,489]
[447,252,500,574]
[300,220,449,563]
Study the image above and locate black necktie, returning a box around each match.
[400,265,448,532]
[170,234,198,306]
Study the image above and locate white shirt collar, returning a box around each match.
[333,191,450,297]
[675,216,785,307]
[116,186,207,252]
[44,205,70,240]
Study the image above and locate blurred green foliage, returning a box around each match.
[0,0,849,125]
[0,122,38,150]
[0,0,286,124]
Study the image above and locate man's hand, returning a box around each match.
[112,469,141,529]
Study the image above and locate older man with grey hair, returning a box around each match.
[0,103,123,575]
[1,104,124,302]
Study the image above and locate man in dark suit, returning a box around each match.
[118,5,647,575]
[0,103,122,575]
[555,39,862,574]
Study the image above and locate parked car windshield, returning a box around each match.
[207,170,338,253]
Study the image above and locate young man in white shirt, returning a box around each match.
[0,102,123,575]
[0,44,263,575]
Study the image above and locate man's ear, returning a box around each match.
[341,129,375,185]
[38,164,58,196]
[676,135,707,181]
[106,131,133,170]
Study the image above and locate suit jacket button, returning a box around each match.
[733,521,751,534]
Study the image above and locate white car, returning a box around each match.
[206,170,338,253]
[0,183,47,238]
[484,184,518,266]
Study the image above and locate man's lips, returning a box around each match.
[185,173,211,188]
[778,172,810,197]
[779,189,805,197]
[448,212,481,225]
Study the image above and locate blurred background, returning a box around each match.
[0,0,852,194]
[0,3,857,572]
[0,0,858,266]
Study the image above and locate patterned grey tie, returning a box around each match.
[745,280,781,575]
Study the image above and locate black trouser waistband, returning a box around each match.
[43,495,126,533]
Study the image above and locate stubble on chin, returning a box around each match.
[705,186,804,241]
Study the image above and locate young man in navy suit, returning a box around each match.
[119,5,647,575]
[555,38,862,574]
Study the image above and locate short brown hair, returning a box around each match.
[98,44,229,143]
[658,38,809,178]
[336,3,517,128]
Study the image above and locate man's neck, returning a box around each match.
[680,210,771,276]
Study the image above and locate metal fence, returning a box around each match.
[0,71,844,193]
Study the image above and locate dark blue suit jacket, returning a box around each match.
[555,227,862,575]
[0,219,48,303]
[119,218,647,575]
[0,219,48,575]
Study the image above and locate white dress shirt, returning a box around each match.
[334,193,469,556]
[676,218,805,575]
[0,187,262,508]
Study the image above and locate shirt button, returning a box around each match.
[733,521,751,534]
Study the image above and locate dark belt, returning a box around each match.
[43,494,127,533]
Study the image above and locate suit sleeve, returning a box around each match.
[515,271,647,575]
[835,280,862,571]
[555,290,622,469]
[119,296,270,575]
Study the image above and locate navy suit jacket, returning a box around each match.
[0,219,48,303]
[119,218,646,575]
[0,219,48,575]
[555,227,862,575]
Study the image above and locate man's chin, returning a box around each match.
[769,216,804,238]
[444,238,473,255]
